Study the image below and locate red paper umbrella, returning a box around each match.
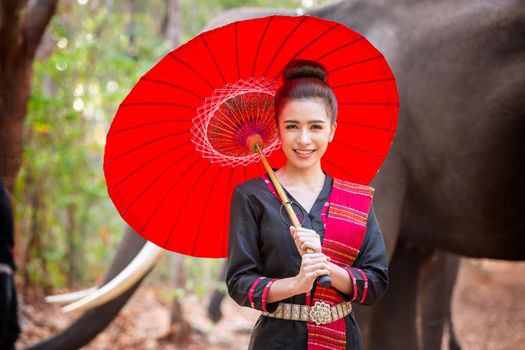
[104,15,399,258]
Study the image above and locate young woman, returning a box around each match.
[227,60,388,350]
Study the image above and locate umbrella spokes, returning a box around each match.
[211,92,276,156]
[191,77,281,166]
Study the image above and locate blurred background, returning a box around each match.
[1,0,523,349]
[14,0,332,294]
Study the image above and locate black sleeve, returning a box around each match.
[226,186,279,313]
[341,204,389,306]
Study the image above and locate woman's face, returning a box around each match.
[277,99,337,171]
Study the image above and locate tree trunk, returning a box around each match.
[66,203,78,288]
[0,0,59,191]
[162,0,182,46]
[165,254,191,344]
[159,0,191,344]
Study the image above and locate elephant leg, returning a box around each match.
[207,260,228,323]
[365,241,430,350]
[418,250,461,350]
[353,153,407,345]
[26,227,149,350]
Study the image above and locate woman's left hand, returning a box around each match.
[290,226,323,255]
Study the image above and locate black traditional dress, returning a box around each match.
[227,173,388,350]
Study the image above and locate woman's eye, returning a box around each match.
[311,125,323,130]
[285,125,298,129]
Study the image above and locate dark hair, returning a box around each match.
[274,59,338,124]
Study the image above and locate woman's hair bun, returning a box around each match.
[283,59,328,83]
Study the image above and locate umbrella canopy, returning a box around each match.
[103,15,399,258]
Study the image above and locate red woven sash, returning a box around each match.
[307,178,373,350]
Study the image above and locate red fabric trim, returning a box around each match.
[248,277,265,308]
[355,268,369,304]
[344,267,359,303]
[262,278,278,312]
[262,176,279,199]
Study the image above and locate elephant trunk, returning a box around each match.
[25,227,148,350]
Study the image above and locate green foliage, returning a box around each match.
[17,1,169,288]
[15,0,335,291]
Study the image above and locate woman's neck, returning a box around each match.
[275,162,325,189]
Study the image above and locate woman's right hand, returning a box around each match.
[293,253,331,294]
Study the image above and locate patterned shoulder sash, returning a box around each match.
[321,178,374,266]
[309,178,374,350]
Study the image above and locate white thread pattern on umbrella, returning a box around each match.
[191,77,281,167]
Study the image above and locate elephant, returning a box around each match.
[25,0,525,349]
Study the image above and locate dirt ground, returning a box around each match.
[17,258,525,350]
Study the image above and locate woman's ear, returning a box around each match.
[329,122,337,142]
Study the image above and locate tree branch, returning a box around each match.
[24,0,59,59]
[0,0,27,71]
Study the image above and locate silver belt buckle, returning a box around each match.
[309,301,331,325]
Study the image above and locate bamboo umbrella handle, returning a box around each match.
[252,142,332,288]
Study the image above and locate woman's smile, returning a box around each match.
[294,149,316,158]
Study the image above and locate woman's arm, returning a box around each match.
[226,186,281,313]
[266,252,331,303]
[290,205,389,305]
[228,186,334,311]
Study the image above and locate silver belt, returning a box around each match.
[262,301,352,325]
[0,263,13,275]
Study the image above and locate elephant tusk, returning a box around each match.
[45,287,97,304]
[61,241,167,313]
